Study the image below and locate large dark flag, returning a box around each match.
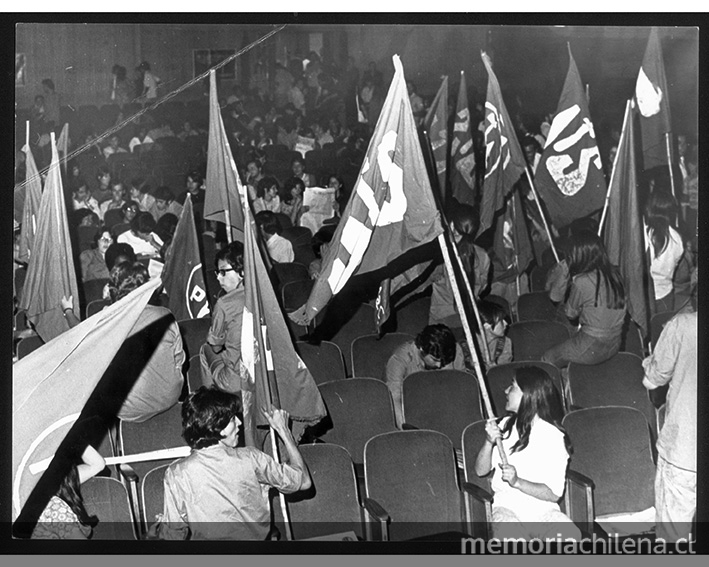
[17,144,43,264]
[535,46,606,229]
[19,134,80,343]
[296,55,444,324]
[450,71,477,206]
[204,70,244,241]
[478,51,528,238]
[13,277,162,522]
[423,75,449,203]
[161,194,210,320]
[635,27,672,171]
[239,184,326,447]
[603,101,652,337]
[493,189,534,282]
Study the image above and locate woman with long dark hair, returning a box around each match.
[32,445,105,539]
[644,190,684,313]
[475,366,580,540]
[541,231,626,369]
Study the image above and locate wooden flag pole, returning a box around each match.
[598,99,631,236]
[437,233,508,466]
[665,132,676,198]
[510,190,522,298]
[524,169,560,263]
[448,233,492,366]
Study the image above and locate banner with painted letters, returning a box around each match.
[297,55,444,324]
[535,46,606,229]
[478,51,528,238]
[161,194,210,320]
[450,71,477,207]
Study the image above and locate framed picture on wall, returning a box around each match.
[193,49,236,80]
[15,53,26,87]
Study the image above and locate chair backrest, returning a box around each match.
[17,335,44,359]
[329,303,377,376]
[508,320,570,361]
[650,311,677,352]
[274,212,293,230]
[82,278,109,305]
[364,430,464,540]
[287,444,364,540]
[516,292,559,323]
[461,420,493,493]
[176,317,212,360]
[317,378,397,465]
[82,476,137,539]
[281,226,313,249]
[402,369,484,450]
[103,208,124,230]
[351,333,415,381]
[485,361,565,415]
[567,352,657,440]
[87,299,111,318]
[282,279,315,313]
[118,403,185,482]
[562,407,655,517]
[390,295,431,336]
[141,463,171,528]
[529,264,551,293]
[272,262,310,291]
[295,341,346,384]
[186,354,203,394]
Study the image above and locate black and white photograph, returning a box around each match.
[9,14,700,559]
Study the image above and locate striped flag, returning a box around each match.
[161,194,210,320]
[17,145,43,264]
[603,100,652,337]
[535,46,606,229]
[18,133,80,343]
[297,55,444,324]
[478,51,528,238]
[239,185,326,448]
[450,71,477,207]
[635,27,672,171]
[423,75,449,203]
[204,70,244,241]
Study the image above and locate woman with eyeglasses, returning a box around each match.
[200,242,247,395]
[79,229,113,283]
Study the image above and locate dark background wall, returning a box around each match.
[15,23,698,136]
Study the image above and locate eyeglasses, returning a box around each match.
[99,237,113,243]
[214,268,236,277]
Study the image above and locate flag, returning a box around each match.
[19,134,80,343]
[239,186,326,447]
[535,46,606,229]
[356,92,367,124]
[296,55,444,324]
[17,144,43,264]
[13,277,162,522]
[161,194,210,320]
[423,75,449,203]
[57,122,69,175]
[603,100,652,337]
[493,188,534,282]
[478,51,528,238]
[450,71,477,207]
[635,27,672,171]
[204,70,244,241]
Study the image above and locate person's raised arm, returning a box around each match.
[263,407,311,490]
[61,295,80,328]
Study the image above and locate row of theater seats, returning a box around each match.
[82,388,657,541]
